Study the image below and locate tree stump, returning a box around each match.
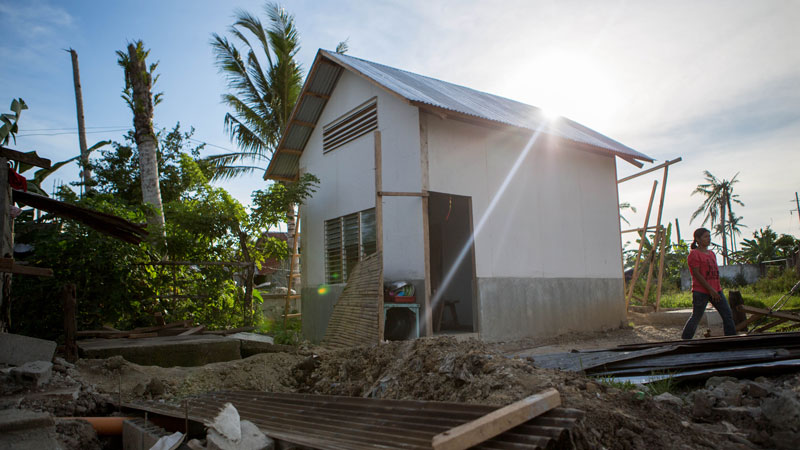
[728,290,747,326]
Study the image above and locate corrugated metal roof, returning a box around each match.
[322,50,652,162]
[266,49,652,180]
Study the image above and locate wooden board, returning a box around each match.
[431,389,561,450]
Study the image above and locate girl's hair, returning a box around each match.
[691,228,710,250]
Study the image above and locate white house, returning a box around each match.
[265,50,653,343]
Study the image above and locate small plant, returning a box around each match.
[597,377,637,391]
[645,372,679,396]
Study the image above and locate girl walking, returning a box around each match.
[681,227,737,339]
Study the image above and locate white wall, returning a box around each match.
[425,114,623,280]
[299,71,426,288]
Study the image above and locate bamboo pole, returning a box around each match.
[617,157,682,184]
[642,226,662,305]
[626,180,658,308]
[655,222,669,311]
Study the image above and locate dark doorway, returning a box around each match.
[428,192,476,333]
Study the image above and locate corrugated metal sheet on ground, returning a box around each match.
[525,331,800,381]
[125,391,583,450]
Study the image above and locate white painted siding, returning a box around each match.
[299,71,426,287]
[426,114,622,280]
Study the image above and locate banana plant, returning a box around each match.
[13,140,110,196]
[0,98,27,145]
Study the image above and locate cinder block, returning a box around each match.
[0,333,56,366]
[10,361,53,387]
[123,417,171,450]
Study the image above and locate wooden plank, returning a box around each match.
[282,313,302,319]
[291,119,316,128]
[617,157,682,184]
[378,191,429,197]
[752,319,789,334]
[279,148,302,155]
[641,226,662,304]
[431,389,561,450]
[202,326,256,335]
[128,332,158,339]
[0,258,54,277]
[626,180,658,308]
[303,91,330,100]
[0,146,52,168]
[740,305,800,323]
[178,325,205,336]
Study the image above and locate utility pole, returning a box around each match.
[795,192,800,227]
[69,48,90,195]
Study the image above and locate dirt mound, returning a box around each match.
[292,337,754,449]
[76,352,305,402]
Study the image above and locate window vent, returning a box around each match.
[324,208,377,284]
[322,98,377,153]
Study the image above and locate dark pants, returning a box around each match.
[681,290,737,339]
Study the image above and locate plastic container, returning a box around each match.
[390,295,416,303]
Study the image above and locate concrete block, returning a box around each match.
[10,361,53,387]
[0,408,54,432]
[0,409,60,450]
[123,417,171,450]
[78,335,241,367]
[0,333,56,366]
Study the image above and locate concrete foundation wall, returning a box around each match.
[681,263,761,291]
[478,277,626,341]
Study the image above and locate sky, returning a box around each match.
[2,0,799,250]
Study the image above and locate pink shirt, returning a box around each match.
[688,249,721,294]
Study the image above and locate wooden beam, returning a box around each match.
[0,258,53,277]
[621,225,659,234]
[617,157,682,184]
[374,130,385,341]
[291,119,316,128]
[267,174,299,183]
[304,91,330,100]
[740,305,800,323]
[654,223,669,311]
[431,389,561,450]
[278,148,303,156]
[178,326,205,336]
[641,226,662,305]
[0,146,51,169]
[377,191,429,197]
[420,113,433,337]
[626,180,658,308]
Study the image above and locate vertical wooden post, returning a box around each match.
[374,131,384,340]
[238,230,254,325]
[69,49,91,193]
[0,156,12,332]
[62,283,78,363]
[654,223,669,311]
[675,218,681,243]
[642,226,662,305]
[626,180,658,307]
[419,113,433,337]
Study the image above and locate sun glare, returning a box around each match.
[522,50,621,129]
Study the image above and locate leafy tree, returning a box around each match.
[118,41,166,240]
[208,2,303,180]
[739,227,780,263]
[690,171,744,265]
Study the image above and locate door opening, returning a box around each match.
[428,192,476,333]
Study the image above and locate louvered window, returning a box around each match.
[324,208,377,283]
[322,98,377,153]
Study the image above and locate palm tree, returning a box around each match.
[117,41,166,241]
[690,171,744,265]
[619,202,637,226]
[208,2,302,180]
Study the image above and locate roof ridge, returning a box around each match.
[321,49,542,113]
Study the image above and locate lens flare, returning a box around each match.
[317,284,330,295]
